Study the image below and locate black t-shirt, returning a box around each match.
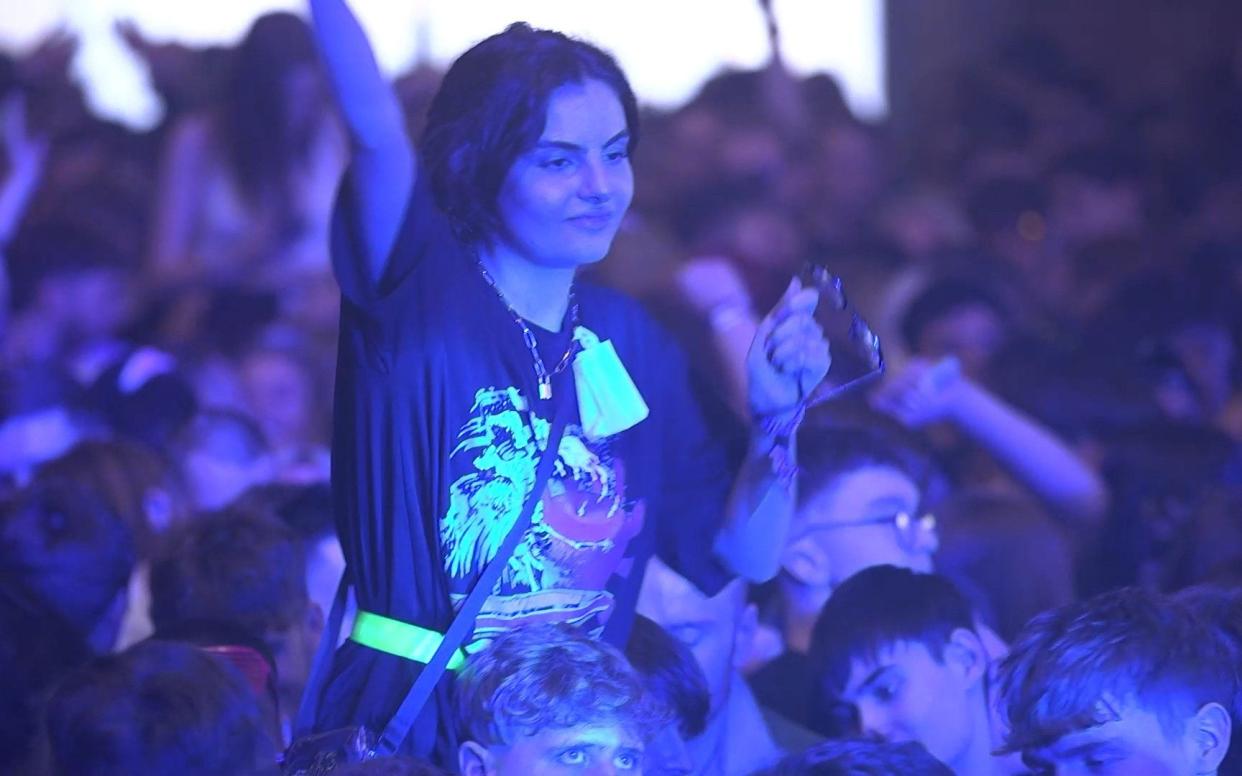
[314,167,733,751]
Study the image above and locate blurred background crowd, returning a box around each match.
[2,1,1242,774]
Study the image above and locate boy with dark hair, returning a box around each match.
[41,640,277,776]
[760,738,953,776]
[808,565,1021,776]
[454,623,659,776]
[999,588,1235,775]
[149,507,323,736]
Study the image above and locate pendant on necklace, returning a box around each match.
[539,379,553,400]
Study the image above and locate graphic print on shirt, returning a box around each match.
[441,386,644,643]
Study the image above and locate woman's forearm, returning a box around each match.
[714,425,798,583]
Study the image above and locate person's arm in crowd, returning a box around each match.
[0,94,48,321]
[0,94,46,249]
[872,357,1110,526]
[147,113,210,277]
[308,0,413,288]
[675,256,760,419]
[715,279,830,582]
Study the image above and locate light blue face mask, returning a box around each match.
[572,325,649,441]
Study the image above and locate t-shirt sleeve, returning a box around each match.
[648,331,737,597]
[329,160,454,313]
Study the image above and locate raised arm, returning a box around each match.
[308,0,414,288]
[873,357,1110,527]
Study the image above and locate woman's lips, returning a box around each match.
[568,211,615,230]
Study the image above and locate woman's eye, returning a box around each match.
[541,157,573,170]
[605,149,629,162]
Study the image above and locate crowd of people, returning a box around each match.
[1,4,1241,774]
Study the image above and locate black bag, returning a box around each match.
[281,387,572,772]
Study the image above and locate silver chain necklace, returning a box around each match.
[476,258,580,400]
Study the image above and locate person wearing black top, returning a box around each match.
[305,0,832,760]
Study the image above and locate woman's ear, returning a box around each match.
[458,740,496,776]
[1190,702,1231,774]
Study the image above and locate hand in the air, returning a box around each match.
[870,356,966,427]
[747,277,831,418]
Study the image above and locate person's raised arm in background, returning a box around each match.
[872,356,1109,527]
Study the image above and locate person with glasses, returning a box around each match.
[778,425,938,656]
[749,424,941,728]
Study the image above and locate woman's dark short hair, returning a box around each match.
[420,22,639,245]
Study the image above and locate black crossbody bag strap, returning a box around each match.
[292,380,572,754]
[372,387,571,755]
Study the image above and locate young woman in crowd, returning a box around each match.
[304,0,831,759]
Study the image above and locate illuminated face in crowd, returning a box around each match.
[496,78,634,270]
[462,722,644,776]
[1021,698,1233,776]
[786,465,937,592]
[637,556,753,720]
[841,636,989,772]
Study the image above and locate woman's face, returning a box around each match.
[495,79,634,269]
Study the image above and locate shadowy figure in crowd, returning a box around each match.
[39,640,278,776]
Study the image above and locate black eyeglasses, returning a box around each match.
[799,264,886,407]
[807,511,937,553]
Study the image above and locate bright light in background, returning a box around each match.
[0,0,885,130]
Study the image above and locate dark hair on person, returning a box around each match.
[221,12,320,210]
[42,640,276,776]
[998,587,1239,754]
[0,581,90,768]
[235,481,335,542]
[796,424,931,510]
[88,355,198,454]
[37,439,189,560]
[455,623,660,748]
[899,275,1008,353]
[758,738,954,776]
[154,618,281,702]
[148,506,308,637]
[0,477,135,642]
[624,614,711,739]
[420,22,639,245]
[1171,585,1242,776]
[808,566,977,701]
